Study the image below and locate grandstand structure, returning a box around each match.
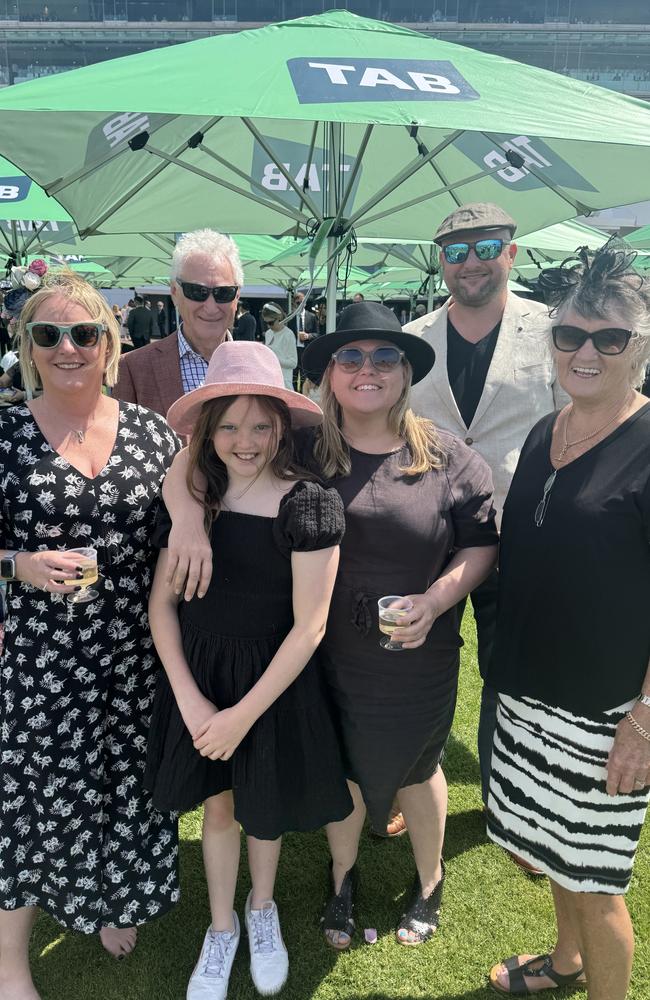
[0,1,648,93]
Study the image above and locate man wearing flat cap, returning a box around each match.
[405,202,566,838]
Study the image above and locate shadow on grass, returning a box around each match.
[444,732,482,786]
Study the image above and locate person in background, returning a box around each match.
[0,349,25,404]
[404,203,566,856]
[111,302,123,325]
[262,302,297,390]
[127,293,156,349]
[352,293,365,303]
[157,300,168,338]
[114,229,242,416]
[486,243,650,1000]
[233,299,257,342]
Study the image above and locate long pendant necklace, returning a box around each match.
[555,392,633,463]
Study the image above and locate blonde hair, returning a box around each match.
[18,270,121,393]
[314,361,446,479]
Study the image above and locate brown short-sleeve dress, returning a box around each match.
[314,430,498,831]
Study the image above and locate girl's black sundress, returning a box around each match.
[0,402,181,933]
[145,481,353,840]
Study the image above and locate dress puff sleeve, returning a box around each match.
[445,435,499,550]
[151,499,173,550]
[273,480,345,557]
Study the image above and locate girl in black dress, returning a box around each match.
[145,340,352,1000]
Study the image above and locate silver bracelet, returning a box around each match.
[637,693,650,710]
[626,712,650,742]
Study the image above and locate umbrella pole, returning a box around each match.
[427,279,435,314]
[325,123,342,334]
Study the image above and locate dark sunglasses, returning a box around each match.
[178,281,239,303]
[552,325,633,356]
[27,321,106,350]
[331,346,405,373]
[441,238,510,265]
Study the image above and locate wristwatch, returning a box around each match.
[637,693,650,710]
[0,551,19,581]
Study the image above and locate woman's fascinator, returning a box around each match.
[538,237,641,313]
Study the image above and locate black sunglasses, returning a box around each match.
[331,346,405,373]
[441,238,510,265]
[178,281,239,303]
[27,321,106,350]
[552,325,633,356]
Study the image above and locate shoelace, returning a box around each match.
[203,929,234,978]
[250,906,276,955]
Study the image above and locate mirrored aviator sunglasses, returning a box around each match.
[442,238,508,265]
[552,325,632,356]
[178,281,239,303]
[27,321,106,349]
[331,345,405,373]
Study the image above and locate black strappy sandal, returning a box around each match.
[489,953,588,995]
[396,861,445,946]
[321,863,358,950]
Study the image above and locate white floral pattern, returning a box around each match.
[0,402,181,931]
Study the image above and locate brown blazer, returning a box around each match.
[114,333,184,418]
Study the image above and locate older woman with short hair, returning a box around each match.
[0,272,180,998]
[486,243,650,999]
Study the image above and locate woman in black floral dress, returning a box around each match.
[0,273,180,999]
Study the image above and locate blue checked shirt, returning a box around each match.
[178,326,209,394]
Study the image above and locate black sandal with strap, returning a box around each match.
[396,861,445,946]
[321,863,358,950]
[489,953,587,995]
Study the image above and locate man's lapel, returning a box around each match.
[151,335,184,416]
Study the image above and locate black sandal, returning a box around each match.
[489,954,587,995]
[321,863,358,950]
[396,861,445,946]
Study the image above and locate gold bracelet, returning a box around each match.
[626,711,650,742]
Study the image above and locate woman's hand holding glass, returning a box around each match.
[389,592,441,650]
[14,550,89,594]
[193,705,253,761]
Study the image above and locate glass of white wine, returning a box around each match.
[377,595,413,651]
[65,547,99,604]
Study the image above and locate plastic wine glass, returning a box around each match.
[65,546,99,604]
[377,595,413,651]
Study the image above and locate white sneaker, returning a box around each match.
[245,891,289,995]
[186,914,240,1000]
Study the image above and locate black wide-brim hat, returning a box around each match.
[302,301,435,385]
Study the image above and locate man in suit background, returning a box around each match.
[403,203,566,843]
[127,295,156,349]
[114,229,242,416]
[289,290,318,389]
[233,300,257,341]
[156,300,168,338]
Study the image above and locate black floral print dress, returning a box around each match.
[0,402,181,933]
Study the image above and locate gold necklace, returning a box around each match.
[555,392,633,463]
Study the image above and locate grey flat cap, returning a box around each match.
[434,202,517,244]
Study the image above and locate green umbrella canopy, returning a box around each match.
[625,225,650,250]
[0,155,71,258]
[0,11,650,244]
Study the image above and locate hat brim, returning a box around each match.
[167,381,323,437]
[301,329,435,385]
[433,223,516,245]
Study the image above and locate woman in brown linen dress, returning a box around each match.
[163,303,498,948]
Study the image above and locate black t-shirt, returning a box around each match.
[487,404,650,714]
[446,319,500,427]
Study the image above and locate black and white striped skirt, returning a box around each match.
[486,694,650,894]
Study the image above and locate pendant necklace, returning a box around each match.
[555,392,633,463]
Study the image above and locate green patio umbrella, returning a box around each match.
[3,11,650,328]
[0,156,72,260]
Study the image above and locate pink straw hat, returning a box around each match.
[166,340,323,436]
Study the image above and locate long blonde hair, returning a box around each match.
[313,361,446,479]
[18,270,121,393]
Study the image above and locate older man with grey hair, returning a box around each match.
[114,229,243,416]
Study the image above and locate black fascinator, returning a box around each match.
[538,237,641,313]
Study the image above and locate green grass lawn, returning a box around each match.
[31,617,650,999]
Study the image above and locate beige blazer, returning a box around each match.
[405,293,568,522]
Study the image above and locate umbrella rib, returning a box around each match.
[197,140,314,225]
[21,221,49,256]
[142,143,310,227]
[240,119,322,222]
[481,132,592,216]
[330,124,373,231]
[346,130,462,229]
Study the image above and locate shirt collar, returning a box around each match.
[177,324,206,363]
